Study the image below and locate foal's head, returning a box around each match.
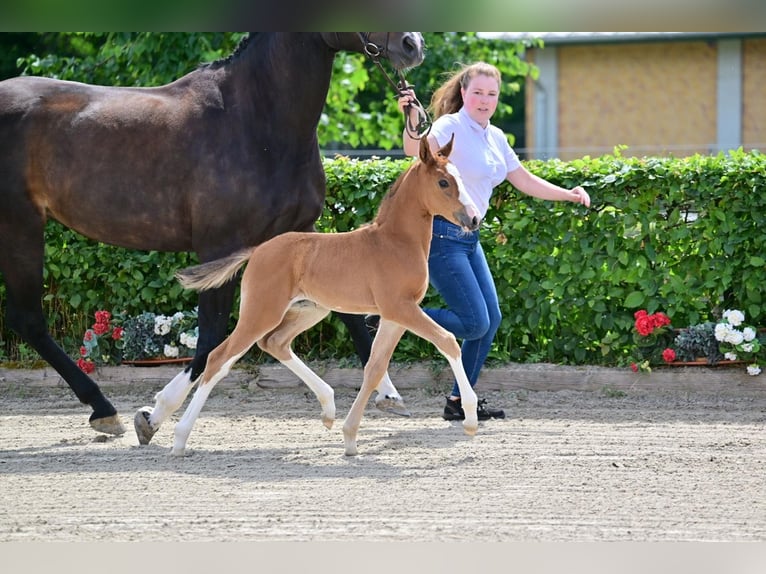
[417,135,481,231]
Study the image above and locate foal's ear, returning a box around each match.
[437,133,455,159]
[418,133,454,165]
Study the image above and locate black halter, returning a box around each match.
[357,33,432,140]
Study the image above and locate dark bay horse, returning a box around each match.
[0,32,424,436]
[159,135,481,456]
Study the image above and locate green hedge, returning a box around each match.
[1,149,764,366]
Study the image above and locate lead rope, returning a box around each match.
[358,33,432,140]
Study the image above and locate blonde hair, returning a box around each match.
[430,62,502,119]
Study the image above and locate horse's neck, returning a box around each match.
[373,183,433,256]
[224,33,335,136]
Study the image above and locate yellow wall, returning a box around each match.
[743,38,766,149]
[559,41,717,159]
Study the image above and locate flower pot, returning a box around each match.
[122,357,193,367]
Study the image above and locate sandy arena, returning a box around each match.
[0,363,764,542]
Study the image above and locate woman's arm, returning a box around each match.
[507,164,591,207]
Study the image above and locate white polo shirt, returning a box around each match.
[430,107,521,218]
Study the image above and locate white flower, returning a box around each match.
[722,309,745,327]
[163,344,179,358]
[746,364,761,376]
[154,315,172,335]
[742,343,755,353]
[724,352,738,361]
[172,312,185,322]
[714,323,729,342]
[742,327,756,342]
[725,329,744,346]
[180,332,198,350]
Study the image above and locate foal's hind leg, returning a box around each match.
[171,329,258,456]
[134,284,237,445]
[258,302,335,428]
[134,367,198,445]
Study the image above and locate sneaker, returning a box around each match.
[442,397,505,421]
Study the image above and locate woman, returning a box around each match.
[398,62,591,421]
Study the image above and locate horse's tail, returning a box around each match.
[175,247,255,291]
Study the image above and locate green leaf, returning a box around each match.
[624,291,645,308]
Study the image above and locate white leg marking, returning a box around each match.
[171,355,239,456]
[148,369,195,428]
[447,355,478,435]
[282,354,335,428]
[375,372,401,400]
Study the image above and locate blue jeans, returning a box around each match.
[424,216,502,397]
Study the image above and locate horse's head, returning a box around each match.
[418,135,481,232]
[321,33,425,70]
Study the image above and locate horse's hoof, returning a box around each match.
[321,415,334,430]
[89,414,126,436]
[170,447,186,457]
[134,407,158,445]
[462,420,478,436]
[374,394,411,417]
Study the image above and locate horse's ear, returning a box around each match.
[419,135,434,165]
[437,133,455,159]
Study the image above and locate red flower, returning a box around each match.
[94,310,111,325]
[111,326,124,340]
[662,348,677,363]
[77,358,95,374]
[83,329,94,342]
[633,309,672,337]
[630,363,639,372]
[635,314,654,336]
[92,322,110,336]
[80,346,88,357]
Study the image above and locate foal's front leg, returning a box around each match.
[343,319,406,456]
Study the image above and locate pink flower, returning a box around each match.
[630,363,639,372]
[662,348,677,363]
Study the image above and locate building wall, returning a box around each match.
[743,38,766,149]
[524,37,766,160]
[559,41,718,160]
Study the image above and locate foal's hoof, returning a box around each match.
[134,407,159,445]
[374,394,411,417]
[89,413,126,436]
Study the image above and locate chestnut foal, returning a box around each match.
[164,135,481,456]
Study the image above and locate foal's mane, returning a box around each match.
[374,151,447,223]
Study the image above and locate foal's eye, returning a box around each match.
[438,179,450,189]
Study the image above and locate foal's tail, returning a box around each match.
[175,247,255,292]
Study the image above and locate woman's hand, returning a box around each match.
[570,186,591,208]
[397,89,416,115]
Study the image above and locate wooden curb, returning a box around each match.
[1,361,763,397]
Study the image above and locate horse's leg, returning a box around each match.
[258,302,335,427]
[0,229,124,435]
[171,335,250,456]
[334,312,410,417]
[134,283,236,444]
[391,306,479,435]
[342,319,406,456]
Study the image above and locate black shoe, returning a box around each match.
[442,397,506,421]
